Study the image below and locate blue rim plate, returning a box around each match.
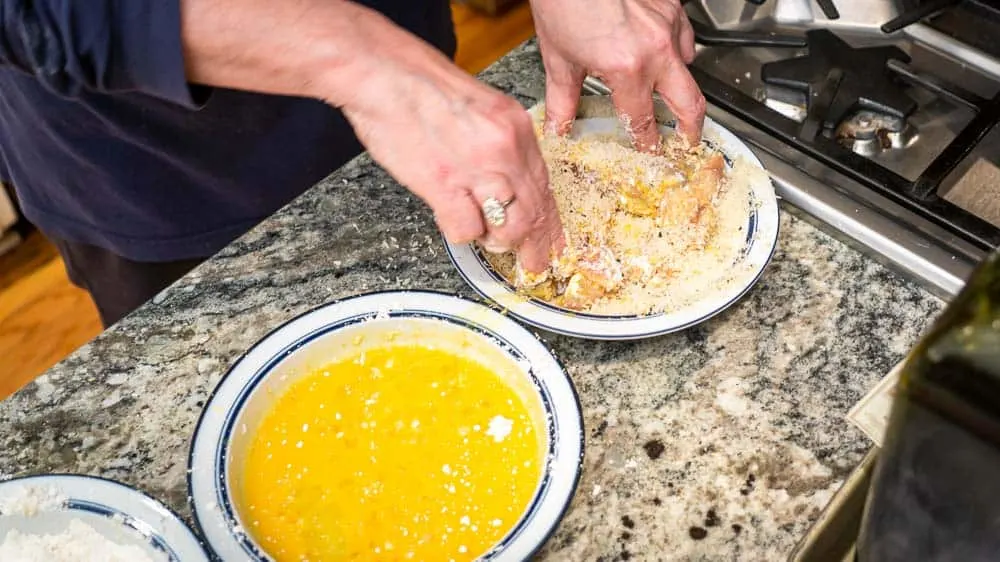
[445,102,779,340]
[0,474,208,561]
[188,290,585,561]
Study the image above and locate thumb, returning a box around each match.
[542,57,586,136]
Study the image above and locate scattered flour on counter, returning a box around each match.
[0,519,164,562]
[0,486,66,517]
[485,415,513,443]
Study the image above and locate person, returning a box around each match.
[0,0,705,327]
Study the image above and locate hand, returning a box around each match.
[334,17,564,272]
[179,0,564,272]
[530,0,705,149]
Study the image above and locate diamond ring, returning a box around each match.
[482,196,515,227]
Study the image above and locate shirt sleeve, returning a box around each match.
[0,0,209,108]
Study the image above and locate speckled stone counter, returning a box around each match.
[0,41,946,560]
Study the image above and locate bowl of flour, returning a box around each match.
[0,474,207,562]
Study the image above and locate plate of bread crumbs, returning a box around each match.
[445,96,779,340]
[0,474,208,562]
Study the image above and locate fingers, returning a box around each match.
[609,75,661,153]
[477,203,562,273]
[469,172,563,274]
[510,109,566,269]
[469,172,562,274]
[429,189,486,245]
[654,59,705,145]
[542,56,586,136]
[455,98,564,274]
[470,176,522,252]
[519,187,565,274]
[516,230,556,274]
[513,176,565,274]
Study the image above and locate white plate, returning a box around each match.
[445,101,780,340]
[0,474,208,561]
[188,290,584,561]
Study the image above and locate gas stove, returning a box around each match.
[583,0,1000,298]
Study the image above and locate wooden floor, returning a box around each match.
[0,231,102,398]
[451,1,536,75]
[0,1,536,399]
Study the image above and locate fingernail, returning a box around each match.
[482,241,511,254]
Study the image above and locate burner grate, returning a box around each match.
[690,28,1000,250]
[761,30,916,130]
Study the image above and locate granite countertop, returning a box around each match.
[0,40,946,560]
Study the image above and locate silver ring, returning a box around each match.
[482,196,514,227]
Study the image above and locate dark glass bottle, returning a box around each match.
[857,249,1000,561]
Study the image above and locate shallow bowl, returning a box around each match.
[0,474,207,561]
[188,290,585,561]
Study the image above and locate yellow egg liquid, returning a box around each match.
[236,344,545,561]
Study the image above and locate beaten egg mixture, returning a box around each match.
[236,344,546,561]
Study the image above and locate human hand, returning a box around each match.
[179,0,563,272]
[334,16,565,273]
[530,0,705,149]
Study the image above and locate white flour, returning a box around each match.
[0,485,164,562]
[485,415,514,443]
[0,485,66,517]
[0,519,163,562]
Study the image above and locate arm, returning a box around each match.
[0,0,565,272]
[0,1,433,113]
[181,0,566,270]
[180,0,427,108]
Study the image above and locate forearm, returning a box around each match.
[179,0,421,109]
[0,0,454,111]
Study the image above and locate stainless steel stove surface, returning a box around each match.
[585,0,1000,299]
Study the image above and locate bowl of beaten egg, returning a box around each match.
[188,291,584,561]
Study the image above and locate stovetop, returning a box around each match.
[586,0,1000,299]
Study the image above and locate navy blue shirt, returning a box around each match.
[0,1,455,261]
